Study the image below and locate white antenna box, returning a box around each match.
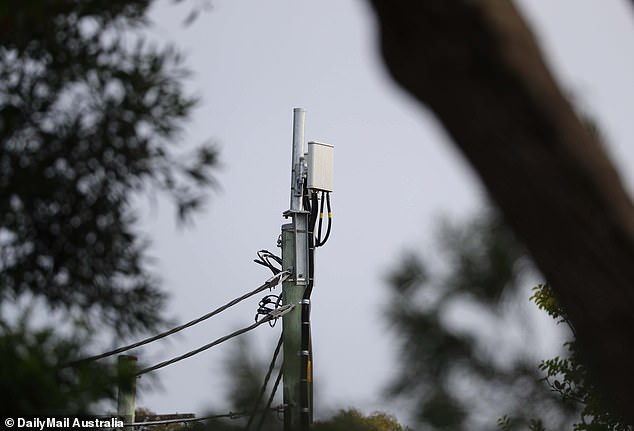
[307,141,334,192]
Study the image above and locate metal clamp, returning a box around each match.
[265,270,291,286]
[268,303,295,319]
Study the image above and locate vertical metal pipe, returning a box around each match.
[290,108,306,212]
[284,107,314,430]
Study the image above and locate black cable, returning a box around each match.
[295,188,332,429]
[256,363,284,431]
[299,191,317,431]
[316,192,332,247]
[302,177,312,214]
[324,192,332,243]
[255,294,283,327]
[136,304,293,376]
[316,190,326,242]
[246,334,283,431]
[65,272,289,367]
[308,189,319,235]
[254,250,283,275]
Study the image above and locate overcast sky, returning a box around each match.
[122,0,634,424]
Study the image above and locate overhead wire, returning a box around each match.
[246,334,283,431]
[127,411,245,427]
[65,271,289,367]
[124,406,284,428]
[256,364,284,431]
[136,304,294,376]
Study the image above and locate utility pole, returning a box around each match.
[281,108,333,431]
[282,108,310,431]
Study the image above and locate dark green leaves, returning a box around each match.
[0,318,119,415]
[531,287,631,431]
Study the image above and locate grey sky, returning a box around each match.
[124,0,634,424]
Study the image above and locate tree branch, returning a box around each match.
[368,0,634,420]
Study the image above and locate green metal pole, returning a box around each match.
[281,223,305,431]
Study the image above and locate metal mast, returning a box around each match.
[281,108,334,431]
[281,108,311,431]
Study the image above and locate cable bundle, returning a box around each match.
[255,294,283,327]
[254,249,283,275]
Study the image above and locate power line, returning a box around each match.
[246,334,283,431]
[136,304,294,376]
[128,412,244,427]
[256,364,284,431]
[66,271,289,367]
[124,407,283,427]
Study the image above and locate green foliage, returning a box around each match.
[530,284,569,326]
[0,316,125,415]
[519,285,632,431]
[314,409,410,431]
[497,415,545,431]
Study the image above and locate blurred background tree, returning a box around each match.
[0,0,217,415]
[313,409,409,431]
[384,210,578,430]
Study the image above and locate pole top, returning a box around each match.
[289,108,306,213]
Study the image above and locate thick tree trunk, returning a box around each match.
[368,0,634,420]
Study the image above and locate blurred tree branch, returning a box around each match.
[368,0,634,421]
[0,0,218,413]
